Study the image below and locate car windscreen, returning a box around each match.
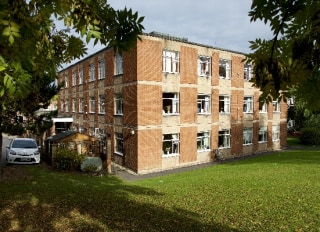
[12,140,38,149]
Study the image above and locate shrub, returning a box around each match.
[52,147,85,171]
[300,127,320,146]
[82,164,98,173]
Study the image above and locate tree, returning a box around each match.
[246,0,320,110]
[0,0,144,174]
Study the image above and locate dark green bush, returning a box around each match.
[52,147,85,171]
[299,127,320,146]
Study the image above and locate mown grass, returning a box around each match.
[0,149,320,231]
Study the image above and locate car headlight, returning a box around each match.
[34,151,40,156]
[9,150,16,155]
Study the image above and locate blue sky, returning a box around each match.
[85,0,272,56]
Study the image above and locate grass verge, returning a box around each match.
[0,149,319,231]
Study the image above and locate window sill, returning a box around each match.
[259,111,267,114]
[258,141,268,144]
[198,74,211,78]
[219,112,230,114]
[114,114,123,116]
[243,112,253,114]
[243,143,253,146]
[114,151,123,156]
[162,153,180,158]
[218,146,230,149]
[198,112,211,115]
[197,149,211,153]
[98,113,106,115]
[114,73,123,77]
[163,113,180,116]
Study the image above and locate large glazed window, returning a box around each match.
[162,93,179,115]
[162,133,180,156]
[163,50,180,73]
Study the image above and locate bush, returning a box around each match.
[299,127,320,146]
[52,147,85,171]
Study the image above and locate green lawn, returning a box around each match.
[1,149,320,231]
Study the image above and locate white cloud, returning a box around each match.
[87,0,272,55]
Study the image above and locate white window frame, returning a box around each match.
[272,125,280,141]
[198,56,211,76]
[89,96,95,113]
[89,63,95,82]
[98,59,105,79]
[259,126,268,143]
[72,70,77,86]
[219,59,231,79]
[162,133,180,156]
[273,101,281,112]
[218,130,231,148]
[243,96,253,113]
[115,133,124,155]
[259,102,268,113]
[79,98,84,113]
[219,95,230,113]
[197,94,211,114]
[99,95,105,114]
[162,93,180,115]
[115,93,123,115]
[243,128,253,145]
[115,53,123,75]
[78,67,83,85]
[244,64,253,81]
[162,50,180,73]
[197,131,211,151]
[72,98,76,112]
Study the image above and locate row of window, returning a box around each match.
[112,126,280,156]
[60,93,281,115]
[62,51,253,87]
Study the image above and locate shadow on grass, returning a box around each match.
[0,165,238,232]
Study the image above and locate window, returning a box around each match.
[72,70,77,86]
[272,125,280,141]
[219,59,231,79]
[259,102,267,113]
[72,98,76,112]
[79,98,84,113]
[79,67,83,85]
[218,130,230,148]
[219,95,230,113]
[198,94,211,114]
[259,127,268,143]
[99,95,105,114]
[197,132,210,151]
[115,93,123,115]
[65,101,69,112]
[98,59,105,79]
[162,93,179,115]
[244,64,253,81]
[64,76,68,88]
[243,128,253,145]
[89,63,95,81]
[198,56,211,76]
[162,133,180,156]
[115,53,123,75]
[273,101,280,112]
[115,133,124,154]
[60,101,64,112]
[163,50,180,73]
[243,96,253,113]
[89,96,95,113]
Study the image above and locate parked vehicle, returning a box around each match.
[6,138,40,164]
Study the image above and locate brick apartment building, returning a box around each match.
[57,32,287,174]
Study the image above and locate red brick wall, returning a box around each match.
[137,84,162,126]
[280,121,287,148]
[231,123,243,155]
[211,52,219,86]
[212,89,219,122]
[137,129,162,172]
[231,55,244,88]
[211,124,219,149]
[123,47,137,83]
[254,91,260,120]
[105,88,114,124]
[180,46,197,84]
[267,122,273,149]
[123,85,137,126]
[123,128,138,172]
[180,87,197,124]
[105,49,115,86]
[180,127,197,163]
[253,121,259,152]
[137,39,162,82]
[231,90,243,122]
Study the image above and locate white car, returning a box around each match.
[6,138,41,164]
